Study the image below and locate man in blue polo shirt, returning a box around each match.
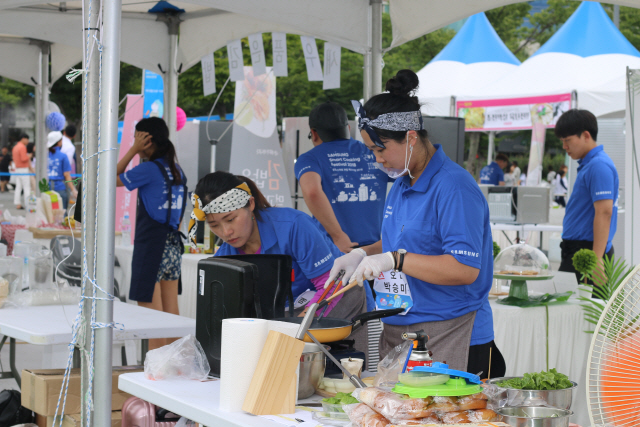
[479,153,508,185]
[295,102,388,253]
[555,109,618,283]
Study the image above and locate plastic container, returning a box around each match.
[28,249,53,289]
[25,193,38,228]
[0,257,23,295]
[13,241,35,292]
[121,212,132,247]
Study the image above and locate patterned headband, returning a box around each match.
[351,100,424,148]
[187,182,252,249]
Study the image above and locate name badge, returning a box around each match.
[373,270,413,315]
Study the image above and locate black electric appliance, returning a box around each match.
[195,255,294,377]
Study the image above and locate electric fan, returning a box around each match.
[587,264,640,426]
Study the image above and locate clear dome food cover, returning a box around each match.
[494,243,551,276]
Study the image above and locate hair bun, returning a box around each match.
[385,69,419,96]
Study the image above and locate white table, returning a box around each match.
[491,297,591,427]
[119,373,283,427]
[0,301,195,387]
[115,245,208,319]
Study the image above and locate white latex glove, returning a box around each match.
[324,248,366,288]
[350,252,396,286]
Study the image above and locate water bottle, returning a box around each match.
[121,212,132,247]
[26,192,39,227]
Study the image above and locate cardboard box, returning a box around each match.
[22,366,142,416]
[44,411,122,427]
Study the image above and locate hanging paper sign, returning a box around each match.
[300,36,323,82]
[227,39,245,81]
[272,32,288,77]
[248,33,267,76]
[456,93,572,131]
[201,52,216,96]
[323,42,341,90]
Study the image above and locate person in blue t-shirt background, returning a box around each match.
[555,109,618,285]
[295,102,388,253]
[47,131,77,209]
[189,171,375,359]
[117,117,187,350]
[327,70,505,379]
[479,153,508,186]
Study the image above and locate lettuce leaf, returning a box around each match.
[496,369,572,390]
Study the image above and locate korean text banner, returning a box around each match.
[456,93,572,131]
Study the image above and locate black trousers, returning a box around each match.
[554,196,566,207]
[559,239,614,286]
[467,340,506,380]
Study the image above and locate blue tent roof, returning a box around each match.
[148,1,185,14]
[532,1,640,58]
[431,12,520,65]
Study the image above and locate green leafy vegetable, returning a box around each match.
[493,241,501,260]
[496,369,573,390]
[572,249,598,283]
[497,292,572,307]
[322,392,358,405]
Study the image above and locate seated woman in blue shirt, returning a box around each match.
[328,69,505,378]
[188,171,374,355]
[47,131,77,209]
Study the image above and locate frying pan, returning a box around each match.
[273,308,404,343]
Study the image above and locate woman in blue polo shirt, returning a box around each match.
[188,171,374,355]
[116,118,187,349]
[328,70,505,377]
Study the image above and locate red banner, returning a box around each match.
[115,95,143,240]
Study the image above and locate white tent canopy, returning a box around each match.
[462,2,640,118]
[416,12,520,117]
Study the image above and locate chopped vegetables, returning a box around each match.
[496,369,573,390]
[322,392,359,405]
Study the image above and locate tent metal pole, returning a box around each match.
[81,0,100,423]
[363,51,371,101]
[370,0,383,97]
[93,0,121,425]
[487,131,495,165]
[35,42,50,195]
[164,17,179,141]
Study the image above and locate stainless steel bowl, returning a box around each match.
[497,406,573,427]
[298,343,329,399]
[486,377,577,410]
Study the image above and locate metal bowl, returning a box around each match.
[298,343,329,399]
[497,406,573,427]
[486,377,578,410]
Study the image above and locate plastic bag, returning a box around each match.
[144,334,210,381]
[4,286,81,308]
[343,402,390,427]
[353,387,433,421]
[374,340,413,388]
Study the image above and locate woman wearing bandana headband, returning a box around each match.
[117,118,187,349]
[191,171,375,358]
[328,69,505,378]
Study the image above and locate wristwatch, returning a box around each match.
[397,249,407,272]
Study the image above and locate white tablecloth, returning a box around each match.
[491,297,590,427]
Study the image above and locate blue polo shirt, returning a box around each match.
[563,145,618,252]
[479,162,504,185]
[48,147,71,193]
[214,207,375,310]
[120,158,186,229]
[294,138,388,246]
[380,145,494,346]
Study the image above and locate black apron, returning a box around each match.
[129,160,187,302]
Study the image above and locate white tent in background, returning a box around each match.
[464,1,640,118]
[416,12,520,117]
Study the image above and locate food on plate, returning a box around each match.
[323,392,359,405]
[321,377,337,393]
[335,378,357,393]
[496,368,573,390]
[345,403,390,427]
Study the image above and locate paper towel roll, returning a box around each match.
[219,318,269,412]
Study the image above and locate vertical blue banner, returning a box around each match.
[143,70,164,118]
